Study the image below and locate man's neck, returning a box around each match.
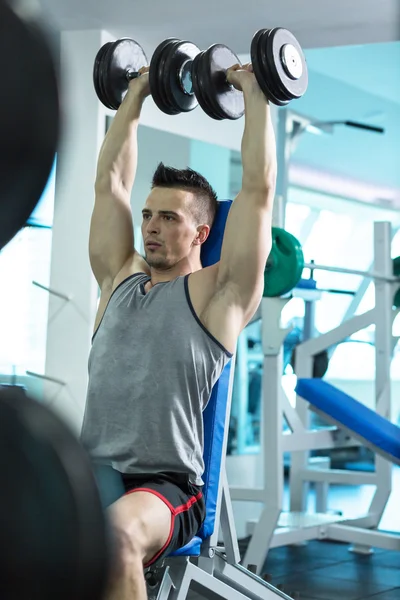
[149,260,202,286]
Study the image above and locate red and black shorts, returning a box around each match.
[121,472,206,567]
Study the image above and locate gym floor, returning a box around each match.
[238,466,400,600]
[256,538,399,600]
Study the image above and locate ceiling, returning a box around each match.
[37,0,400,54]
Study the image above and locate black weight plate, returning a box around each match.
[191,51,211,116]
[192,51,223,119]
[0,387,110,600]
[0,1,60,251]
[93,42,112,105]
[194,48,228,119]
[158,40,185,115]
[251,29,289,106]
[163,40,200,113]
[202,45,245,120]
[264,29,294,102]
[104,38,148,110]
[149,38,180,114]
[262,29,293,103]
[98,42,115,109]
[199,46,228,120]
[250,29,269,98]
[267,28,308,100]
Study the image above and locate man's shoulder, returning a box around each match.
[112,252,150,291]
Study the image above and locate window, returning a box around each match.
[0,159,56,385]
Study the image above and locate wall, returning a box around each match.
[290,70,400,192]
[132,125,192,226]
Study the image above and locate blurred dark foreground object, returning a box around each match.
[0,0,60,250]
[0,385,110,600]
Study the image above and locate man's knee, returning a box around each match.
[107,490,173,573]
[110,515,148,576]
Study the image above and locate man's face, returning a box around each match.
[141,187,206,270]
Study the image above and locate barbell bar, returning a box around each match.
[303,262,400,284]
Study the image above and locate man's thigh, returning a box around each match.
[108,472,206,567]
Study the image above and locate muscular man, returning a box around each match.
[81,63,276,600]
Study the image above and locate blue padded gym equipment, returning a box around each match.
[296,378,400,465]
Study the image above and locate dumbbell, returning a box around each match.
[93,37,201,115]
[93,28,307,121]
[191,28,308,120]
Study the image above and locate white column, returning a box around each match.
[368,221,393,522]
[44,30,111,433]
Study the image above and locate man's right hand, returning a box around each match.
[127,66,151,103]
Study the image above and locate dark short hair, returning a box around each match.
[151,162,218,227]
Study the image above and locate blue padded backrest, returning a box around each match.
[198,200,232,538]
[296,378,400,463]
[201,200,232,268]
[198,361,232,538]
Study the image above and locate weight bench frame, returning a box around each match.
[236,222,400,575]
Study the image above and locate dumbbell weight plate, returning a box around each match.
[262,28,296,102]
[260,29,292,104]
[97,42,116,109]
[191,51,222,119]
[251,29,289,107]
[101,38,148,110]
[199,46,231,120]
[162,40,200,114]
[98,42,117,109]
[266,28,308,100]
[93,42,112,104]
[155,40,182,114]
[197,45,245,120]
[149,38,181,114]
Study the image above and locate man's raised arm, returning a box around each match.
[89,70,150,289]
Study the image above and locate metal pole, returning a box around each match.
[26,371,66,386]
[275,109,291,228]
[367,221,393,526]
[32,280,71,301]
[303,262,399,284]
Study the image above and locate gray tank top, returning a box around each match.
[81,272,232,485]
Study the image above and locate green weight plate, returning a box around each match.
[0,387,109,600]
[392,256,400,308]
[162,40,200,114]
[201,44,245,120]
[263,227,304,297]
[266,28,308,101]
[149,38,180,114]
[103,38,148,110]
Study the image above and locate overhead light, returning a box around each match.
[305,124,325,136]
